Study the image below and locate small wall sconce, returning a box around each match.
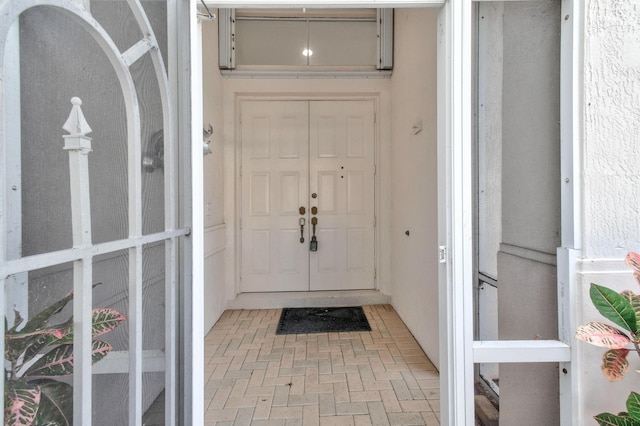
[143,130,164,173]
[144,124,213,173]
[203,124,213,157]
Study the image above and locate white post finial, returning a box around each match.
[63,97,92,136]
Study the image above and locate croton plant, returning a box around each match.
[576,252,640,425]
[4,286,125,425]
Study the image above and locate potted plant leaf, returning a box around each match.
[576,252,640,425]
[4,286,125,425]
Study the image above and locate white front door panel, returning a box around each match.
[241,101,310,292]
[309,101,375,290]
[240,100,375,292]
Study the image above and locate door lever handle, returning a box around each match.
[299,217,305,243]
[310,217,318,251]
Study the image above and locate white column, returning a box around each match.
[62,97,94,426]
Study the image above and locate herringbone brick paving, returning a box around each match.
[204,305,440,425]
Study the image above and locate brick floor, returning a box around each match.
[204,305,440,426]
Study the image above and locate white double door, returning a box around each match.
[241,100,375,292]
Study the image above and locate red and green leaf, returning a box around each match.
[91,308,126,339]
[625,252,640,286]
[24,344,75,378]
[23,340,113,378]
[34,380,73,426]
[601,348,631,382]
[5,327,68,364]
[4,380,41,426]
[53,308,125,345]
[591,283,637,333]
[92,340,112,364]
[627,392,640,421]
[575,322,630,349]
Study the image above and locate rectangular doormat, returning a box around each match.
[276,306,371,335]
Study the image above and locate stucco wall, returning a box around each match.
[389,8,440,369]
[578,0,640,421]
[583,0,640,259]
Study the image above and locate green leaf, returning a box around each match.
[591,283,637,333]
[628,392,640,421]
[621,291,640,337]
[4,380,41,426]
[595,412,640,425]
[576,322,630,349]
[16,292,73,334]
[601,349,630,381]
[34,380,73,426]
[24,344,75,378]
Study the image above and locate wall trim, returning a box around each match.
[204,224,226,258]
[499,243,557,266]
[577,257,630,275]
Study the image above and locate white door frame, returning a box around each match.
[236,97,377,293]
[193,0,580,424]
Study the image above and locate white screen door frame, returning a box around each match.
[0,0,196,424]
[198,0,580,424]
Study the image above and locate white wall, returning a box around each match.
[389,9,440,369]
[578,0,640,421]
[202,18,227,334]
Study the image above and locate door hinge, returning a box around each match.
[239,218,242,229]
[374,112,377,124]
[374,268,377,279]
[374,165,377,176]
[438,246,447,264]
[373,216,376,227]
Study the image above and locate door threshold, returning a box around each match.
[227,290,391,310]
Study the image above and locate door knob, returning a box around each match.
[299,206,306,215]
[311,193,317,199]
[311,206,318,215]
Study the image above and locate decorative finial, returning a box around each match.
[63,97,92,137]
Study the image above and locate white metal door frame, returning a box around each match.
[198,0,580,424]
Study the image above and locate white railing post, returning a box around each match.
[62,97,94,426]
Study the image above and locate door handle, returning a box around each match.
[310,217,318,251]
[299,217,305,243]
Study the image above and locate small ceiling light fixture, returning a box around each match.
[302,48,313,57]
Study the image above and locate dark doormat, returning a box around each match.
[276,306,371,335]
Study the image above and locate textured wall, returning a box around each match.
[578,0,640,421]
[583,1,640,258]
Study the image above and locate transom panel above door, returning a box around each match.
[240,99,375,292]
